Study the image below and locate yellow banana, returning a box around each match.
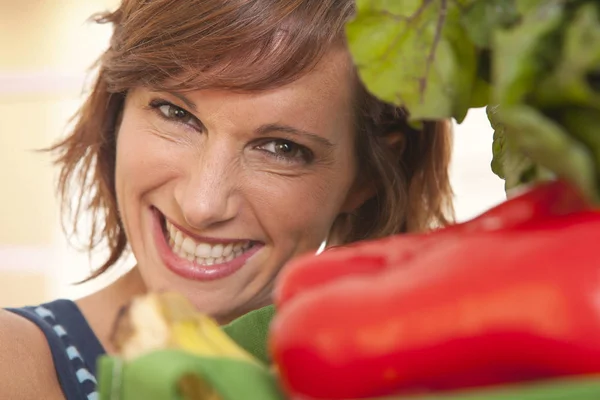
[109,292,267,400]
[111,292,260,366]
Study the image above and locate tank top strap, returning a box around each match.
[6,299,106,400]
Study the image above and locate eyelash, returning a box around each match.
[255,139,313,164]
[148,99,202,131]
[147,98,313,164]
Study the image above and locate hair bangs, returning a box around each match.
[98,0,354,93]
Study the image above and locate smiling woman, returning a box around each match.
[1,0,453,399]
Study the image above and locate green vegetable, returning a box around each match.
[346,0,600,201]
[411,374,600,400]
[222,305,275,365]
[346,0,480,122]
[487,104,542,191]
[491,0,566,107]
[461,0,519,49]
[97,350,285,400]
[490,105,596,200]
[534,3,600,109]
[559,107,600,176]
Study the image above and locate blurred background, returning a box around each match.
[0,0,506,307]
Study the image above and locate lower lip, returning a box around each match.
[152,208,262,281]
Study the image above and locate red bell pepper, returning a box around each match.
[274,179,589,309]
[270,186,600,399]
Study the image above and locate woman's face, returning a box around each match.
[115,49,361,321]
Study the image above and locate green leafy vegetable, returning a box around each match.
[534,3,600,109]
[97,350,285,400]
[487,105,541,191]
[346,0,480,122]
[492,0,566,106]
[559,107,600,177]
[461,0,519,49]
[347,0,600,201]
[411,374,600,400]
[493,105,596,200]
[222,305,275,365]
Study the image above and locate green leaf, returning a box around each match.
[493,0,567,106]
[469,76,491,108]
[346,0,479,122]
[493,105,597,201]
[461,0,520,48]
[222,305,275,365]
[558,107,600,178]
[489,0,600,200]
[97,350,285,400]
[488,104,508,179]
[345,0,600,201]
[515,0,560,15]
[408,375,600,400]
[534,3,600,109]
[487,105,540,190]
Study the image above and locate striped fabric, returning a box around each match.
[34,305,99,400]
[7,300,106,400]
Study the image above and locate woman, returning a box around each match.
[1,0,454,399]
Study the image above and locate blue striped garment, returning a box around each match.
[7,299,106,400]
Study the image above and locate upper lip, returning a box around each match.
[156,207,254,245]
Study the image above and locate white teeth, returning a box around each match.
[174,231,183,246]
[164,219,253,265]
[233,242,244,252]
[195,243,212,258]
[211,244,224,258]
[181,237,196,254]
[223,243,233,257]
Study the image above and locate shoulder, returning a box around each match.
[0,309,65,400]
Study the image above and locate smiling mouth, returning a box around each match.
[159,215,256,266]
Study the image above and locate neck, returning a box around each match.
[76,267,147,354]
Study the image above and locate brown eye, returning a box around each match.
[150,99,202,130]
[275,141,299,155]
[258,139,312,163]
[265,140,300,156]
[159,104,190,121]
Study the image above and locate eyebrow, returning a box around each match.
[256,124,335,148]
[167,91,198,111]
[158,91,334,148]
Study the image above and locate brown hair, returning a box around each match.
[50,0,454,280]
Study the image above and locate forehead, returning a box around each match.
[228,48,355,122]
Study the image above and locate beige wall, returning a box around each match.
[0,0,118,70]
[0,98,61,246]
[0,0,118,306]
[0,271,50,308]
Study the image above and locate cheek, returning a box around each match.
[245,161,356,246]
[115,115,182,210]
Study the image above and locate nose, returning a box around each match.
[174,143,241,230]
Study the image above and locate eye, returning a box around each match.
[257,139,312,163]
[149,99,201,130]
[159,104,188,120]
